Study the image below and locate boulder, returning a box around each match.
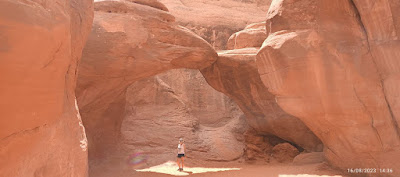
[227,22,267,50]
[271,143,300,163]
[293,152,324,165]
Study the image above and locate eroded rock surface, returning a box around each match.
[76,0,218,169]
[89,69,247,177]
[159,0,271,49]
[122,69,245,163]
[227,22,267,50]
[201,49,322,152]
[256,0,400,174]
[0,0,93,176]
[352,0,400,140]
[293,152,324,165]
[201,21,322,152]
[271,143,299,163]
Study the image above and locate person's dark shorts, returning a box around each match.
[177,154,185,158]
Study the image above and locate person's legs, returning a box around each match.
[176,157,180,170]
[181,157,184,170]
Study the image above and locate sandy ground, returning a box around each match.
[95,160,350,177]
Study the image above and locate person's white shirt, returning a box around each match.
[178,144,185,154]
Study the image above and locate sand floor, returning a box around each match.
[128,161,349,177]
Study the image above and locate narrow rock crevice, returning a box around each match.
[42,42,63,69]
[0,124,47,142]
[352,85,384,148]
[381,81,400,138]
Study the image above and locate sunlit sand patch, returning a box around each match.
[279,175,342,177]
[136,161,240,176]
[75,98,88,151]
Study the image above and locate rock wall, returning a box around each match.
[352,0,400,140]
[122,69,245,164]
[256,0,400,174]
[159,0,272,49]
[4,0,397,176]
[0,0,93,176]
[156,69,243,126]
[201,23,322,152]
[75,0,218,171]
[202,49,322,152]
[89,69,247,177]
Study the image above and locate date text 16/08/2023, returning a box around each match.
[347,168,393,174]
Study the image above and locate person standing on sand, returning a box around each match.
[176,138,185,171]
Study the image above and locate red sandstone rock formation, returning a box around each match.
[128,0,169,11]
[271,143,299,163]
[3,0,398,176]
[201,42,322,151]
[76,0,218,167]
[154,69,243,126]
[227,22,267,50]
[293,152,324,165]
[256,0,400,175]
[159,0,271,49]
[351,0,400,140]
[89,69,247,176]
[122,70,246,163]
[0,0,93,176]
[159,0,270,26]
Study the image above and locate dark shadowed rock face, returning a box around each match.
[0,0,93,176]
[256,0,400,175]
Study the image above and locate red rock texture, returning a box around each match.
[257,0,400,174]
[128,0,169,11]
[0,0,93,176]
[159,0,270,27]
[89,69,248,177]
[154,69,243,126]
[227,22,267,50]
[76,0,218,169]
[352,0,400,141]
[271,143,300,163]
[243,129,274,161]
[201,15,322,152]
[159,0,272,49]
[293,152,324,165]
[122,70,246,162]
[201,48,322,152]
[4,0,398,176]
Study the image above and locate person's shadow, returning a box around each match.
[180,170,193,174]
